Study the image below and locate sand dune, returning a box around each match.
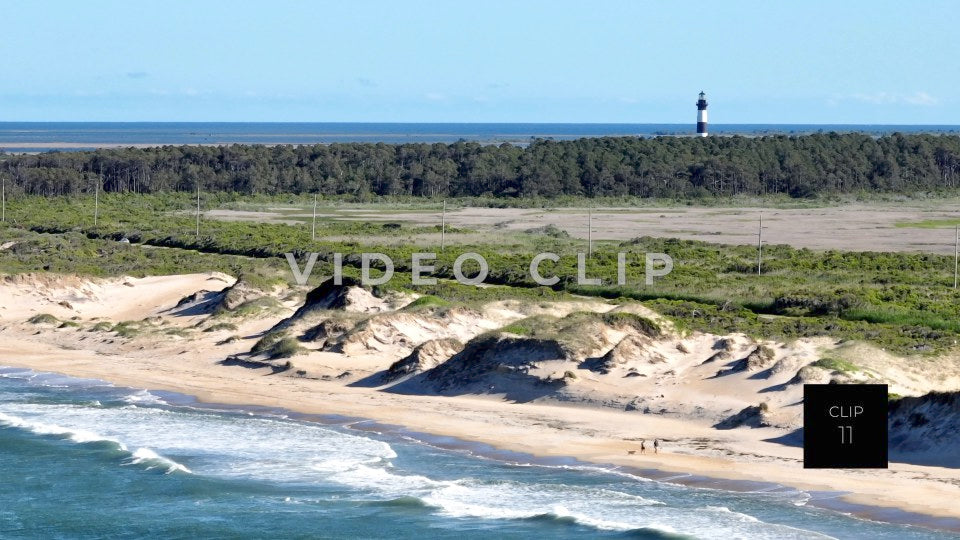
[0,272,235,322]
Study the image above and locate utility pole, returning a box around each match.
[195,180,201,237]
[587,208,593,258]
[757,213,763,276]
[311,193,318,242]
[954,225,958,289]
[441,199,446,252]
[94,175,100,227]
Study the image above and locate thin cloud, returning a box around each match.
[903,91,938,106]
[845,91,939,106]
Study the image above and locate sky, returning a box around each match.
[1,0,958,124]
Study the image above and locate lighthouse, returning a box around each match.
[696,91,708,137]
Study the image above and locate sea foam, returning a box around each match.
[0,410,191,474]
[129,448,192,474]
[0,394,836,539]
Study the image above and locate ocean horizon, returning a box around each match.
[1,122,959,153]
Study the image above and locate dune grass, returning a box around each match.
[402,295,453,310]
[27,313,60,325]
[269,337,307,359]
[811,357,860,373]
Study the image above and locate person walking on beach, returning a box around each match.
[640,440,646,454]
[653,439,660,454]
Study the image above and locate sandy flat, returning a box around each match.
[211,202,960,254]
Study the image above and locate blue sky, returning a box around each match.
[1,0,957,123]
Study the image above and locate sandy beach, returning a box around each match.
[1,272,959,529]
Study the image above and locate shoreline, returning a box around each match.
[3,358,960,534]
[0,272,958,534]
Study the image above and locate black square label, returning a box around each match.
[803,384,888,468]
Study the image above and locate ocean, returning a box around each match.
[1,122,959,152]
[0,367,955,539]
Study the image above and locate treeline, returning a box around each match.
[3,133,960,198]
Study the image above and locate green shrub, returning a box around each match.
[27,313,60,325]
[403,295,452,310]
[812,357,860,373]
[524,224,570,238]
[499,320,536,336]
[252,331,285,355]
[601,312,661,336]
[270,337,306,359]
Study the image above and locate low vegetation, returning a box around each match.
[269,337,307,359]
[600,312,661,336]
[251,331,287,355]
[402,295,453,311]
[203,322,239,333]
[2,192,959,353]
[27,313,60,325]
[110,321,143,338]
[251,331,306,359]
[216,297,285,319]
[811,357,861,374]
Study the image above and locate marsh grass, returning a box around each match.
[894,219,960,229]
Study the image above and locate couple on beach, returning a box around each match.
[639,439,659,454]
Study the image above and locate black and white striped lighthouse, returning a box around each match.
[696,91,708,137]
